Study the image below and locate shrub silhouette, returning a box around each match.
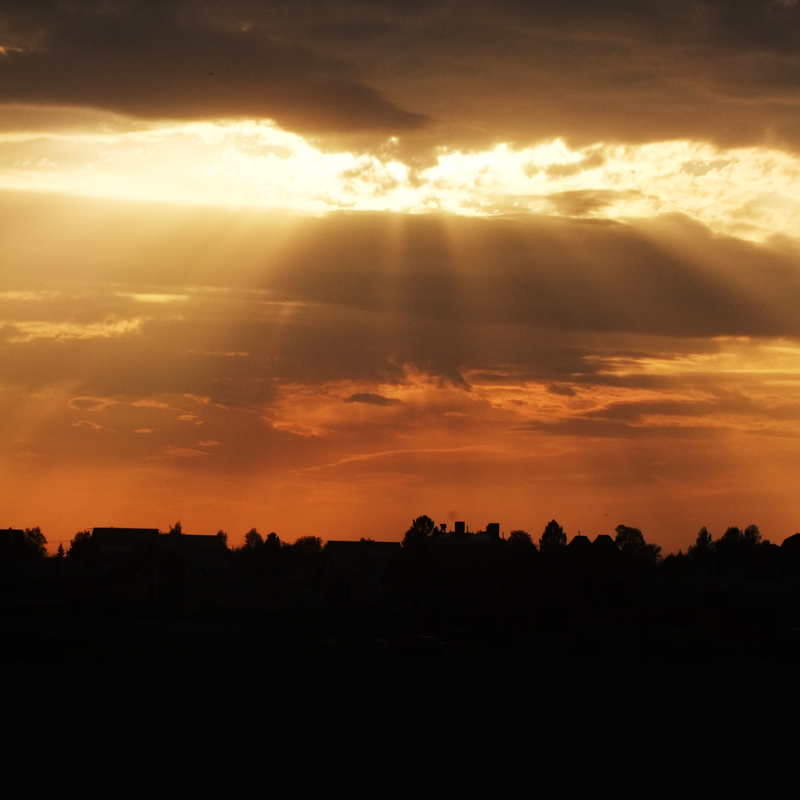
[68,529,92,558]
[23,527,48,558]
[508,529,536,551]
[615,524,661,565]
[539,520,566,554]
[242,528,264,549]
[403,515,436,549]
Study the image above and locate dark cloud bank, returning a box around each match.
[0,1,425,133]
[3,1,800,150]
[2,194,800,402]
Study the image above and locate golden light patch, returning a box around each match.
[2,120,800,244]
[115,292,189,303]
[586,339,800,378]
[2,317,143,342]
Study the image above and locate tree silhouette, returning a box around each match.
[539,520,566,554]
[508,529,536,551]
[68,529,92,558]
[243,528,263,549]
[216,530,228,549]
[615,524,661,564]
[692,526,713,553]
[23,527,48,558]
[688,526,713,565]
[168,520,183,536]
[402,515,436,549]
[742,524,761,547]
[293,536,324,558]
[56,543,65,558]
[715,526,742,561]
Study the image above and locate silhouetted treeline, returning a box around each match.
[3,517,800,658]
[679,524,776,577]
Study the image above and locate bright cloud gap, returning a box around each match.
[2,120,800,242]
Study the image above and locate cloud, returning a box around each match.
[0,290,55,301]
[297,445,496,473]
[188,351,249,357]
[547,384,576,397]
[4,2,800,157]
[582,393,800,428]
[72,420,101,429]
[69,396,116,412]
[0,2,425,134]
[545,153,605,179]
[162,445,209,458]
[2,317,143,343]
[544,190,644,217]
[344,392,403,405]
[131,399,170,409]
[3,123,800,245]
[269,420,327,438]
[116,293,188,304]
[259,212,800,345]
[681,159,734,177]
[3,201,800,406]
[519,417,721,440]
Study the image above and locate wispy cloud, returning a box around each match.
[131,399,170,409]
[3,317,143,342]
[0,291,57,301]
[116,293,189,304]
[298,445,497,473]
[72,420,101,430]
[68,396,117,412]
[162,446,209,459]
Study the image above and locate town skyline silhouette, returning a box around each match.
[3,512,800,659]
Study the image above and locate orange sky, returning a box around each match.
[3,1,800,552]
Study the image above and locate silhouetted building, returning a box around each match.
[430,529,458,546]
[0,528,25,558]
[460,523,502,545]
[87,527,230,611]
[781,533,800,558]
[593,534,618,556]
[92,527,159,555]
[569,533,592,555]
[324,540,402,607]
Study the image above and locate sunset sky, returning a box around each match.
[4,1,800,551]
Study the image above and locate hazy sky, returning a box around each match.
[3,1,800,550]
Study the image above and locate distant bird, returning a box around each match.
[207,72,215,76]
